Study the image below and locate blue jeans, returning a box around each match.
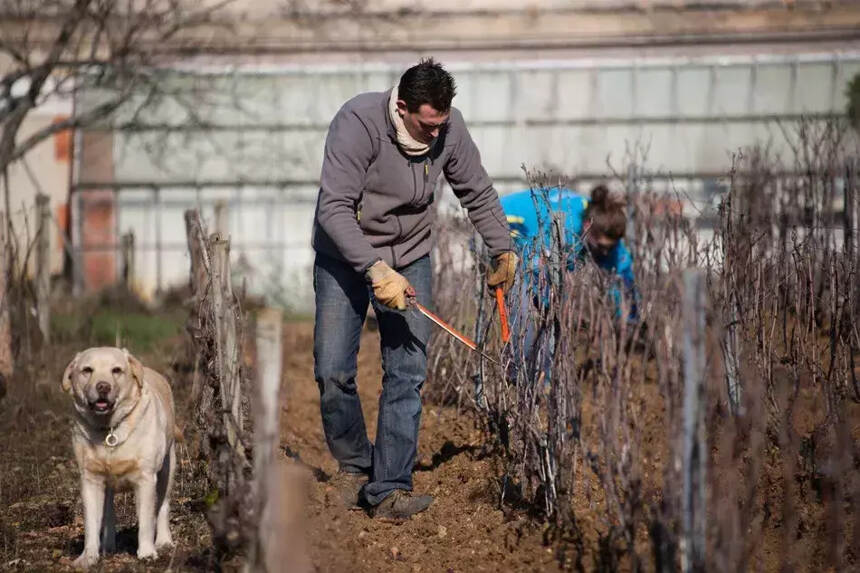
[313,252,432,506]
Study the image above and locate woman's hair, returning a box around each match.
[584,184,627,241]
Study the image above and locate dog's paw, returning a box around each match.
[72,551,99,570]
[155,537,174,552]
[137,545,158,561]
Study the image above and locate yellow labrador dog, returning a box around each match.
[62,347,178,569]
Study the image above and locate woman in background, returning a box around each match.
[499,184,636,384]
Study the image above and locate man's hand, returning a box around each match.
[486,251,518,294]
[366,260,414,311]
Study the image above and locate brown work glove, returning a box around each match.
[486,251,518,294]
[366,260,414,311]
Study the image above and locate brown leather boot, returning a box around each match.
[326,471,368,509]
[370,490,433,521]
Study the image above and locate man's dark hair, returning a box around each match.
[397,58,457,113]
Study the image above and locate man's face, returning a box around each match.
[584,221,619,258]
[396,100,449,144]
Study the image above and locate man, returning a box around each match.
[312,58,517,520]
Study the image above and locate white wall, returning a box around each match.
[3,103,73,278]
[77,50,860,306]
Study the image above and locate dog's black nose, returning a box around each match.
[96,381,111,396]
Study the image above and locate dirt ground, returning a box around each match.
[0,320,217,573]
[281,322,561,573]
[0,316,560,572]
[1,307,855,572]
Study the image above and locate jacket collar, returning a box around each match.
[382,88,398,142]
[381,88,447,158]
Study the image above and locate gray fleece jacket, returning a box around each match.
[312,89,513,273]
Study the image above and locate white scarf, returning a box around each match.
[388,87,431,157]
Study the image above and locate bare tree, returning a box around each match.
[0,0,234,176]
[0,0,233,375]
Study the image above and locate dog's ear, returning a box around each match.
[62,353,80,393]
[122,348,144,388]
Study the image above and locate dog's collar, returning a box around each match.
[104,428,119,447]
[77,389,151,448]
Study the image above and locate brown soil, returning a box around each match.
[0,320,559,572]
[281,322,561,573]
[1,315,855,572]
[0,336,215,572]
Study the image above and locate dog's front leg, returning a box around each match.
[155,445,175,551]
[100,487,116,554]
[73,476,105,569]
[135,473,158,560]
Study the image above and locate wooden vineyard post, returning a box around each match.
[681,269,707,573]
[36,193,51,344]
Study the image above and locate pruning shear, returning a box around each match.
[407,286,510,364]
[494,286,510,343]
[407,293,501,365]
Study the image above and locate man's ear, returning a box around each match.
[62,353,81,393]
[396,98,408,117]
[122,348,144,389]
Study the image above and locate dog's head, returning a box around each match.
[62,347,144,418]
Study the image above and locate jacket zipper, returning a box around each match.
[410,158,418,205]
[424,158,431,203]
[397,157,430,267]
[411,157,431,206]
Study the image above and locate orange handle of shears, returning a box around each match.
[495,287,510,343]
